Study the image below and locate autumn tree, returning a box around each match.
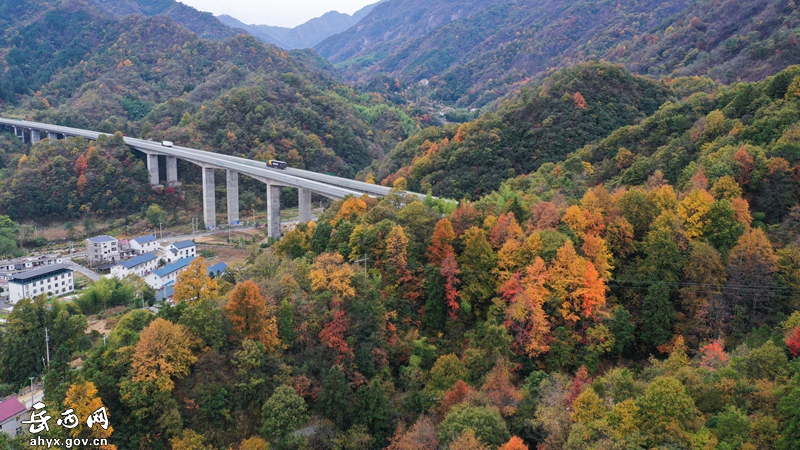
[429,218,456,265]
[225,280,280,351]
[385,224,412,285]
[335,196,368,222]
[319,308,352,362]
[173,257,219,304]
[499,436,529,450]
[309,252,356,299]
[480,361,522,416]
[131,318,198,391]
[386,416,439,450]
[489,213,524,249]
[679,241,726,343]
[441,250,462,320]
[548,240,591,323]
[64,380,116,449]
[529,201,560,231]
[677,189,714,238]
[726,228,779,326]
[503,259,550,357]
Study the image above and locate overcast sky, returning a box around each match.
[179,0,377,27]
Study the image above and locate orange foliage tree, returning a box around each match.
[503,259,551,357]
[440,250,462,320]
[131,318,198,391]
[224,280,280,351]
[499,436,529,450]
[428,218,456,266]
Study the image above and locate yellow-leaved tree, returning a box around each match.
[173,257,219,304]
[64,380,116,449]
[131,318,198,391]
[309,252,355,300]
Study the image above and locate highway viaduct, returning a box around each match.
[0,118,418,239]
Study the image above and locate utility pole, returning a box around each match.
[159,223,163,240]
[354,253,369,275]
[44,327,50,367]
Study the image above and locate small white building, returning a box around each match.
[8,264,75,304]
[129,234,158,254]
[0,397,28,437]
[166,240,196,263]
[86,235,119,265]
[145,257,195,290]
[110,252,158,279]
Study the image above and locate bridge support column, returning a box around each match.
[266,182,280,239]
[146,153,159,185]
[298,188,312,223]
[47,132,58,141]
[166,156,178,186]
[202,167,216,229]
[31,130,40,144]
[226,170,239,226]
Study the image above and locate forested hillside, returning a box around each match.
[0,0,421,221]
[317,0,800,107]
[370,62,672,198]
[3,0,800,449]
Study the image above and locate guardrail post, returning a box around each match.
[166,156,178,186]
[299,188,312,223]
[267,182,280,239]
[147,153,159,185]
[203,167,216,229]
[227,170,239,226]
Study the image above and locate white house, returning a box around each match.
[166,240,196,263]
[110,252,158,279]
[130,234,158,254]
[86,235,119,265]
[145,257,195,290]
[8,264,74,304]
[0,397,27,437]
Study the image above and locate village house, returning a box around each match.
[8,264,74,304]
[110,252,158,279]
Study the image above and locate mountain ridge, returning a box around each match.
[217,1,382,50]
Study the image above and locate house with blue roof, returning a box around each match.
[166,240,196,263]
[110,252,158,279]
[130,234,159,254]
[146,256,195,290]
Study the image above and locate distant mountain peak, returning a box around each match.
[217,0,384,49]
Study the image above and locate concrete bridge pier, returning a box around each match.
[299,188,312,223]
[227,169,239,225]
[146,153,159,185]
[47,132,58,140]
[202,167,216,229]
[267,182,281,239]
[31,130,41,144]
[166,156,179,186]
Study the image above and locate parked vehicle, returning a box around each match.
[267,160,287,169]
